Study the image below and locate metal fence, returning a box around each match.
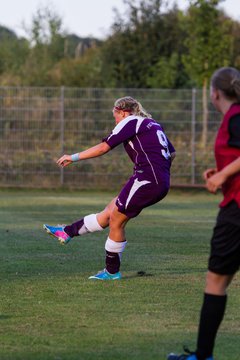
[0,86,221,190]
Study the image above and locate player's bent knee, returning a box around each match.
[109,216,125,230]
[109,209,128,227]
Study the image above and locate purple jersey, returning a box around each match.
[103,115,175,185]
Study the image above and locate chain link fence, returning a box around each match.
[0,86,221,189]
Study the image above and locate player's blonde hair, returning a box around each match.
[211,67,240,102]
[114,96,152,118]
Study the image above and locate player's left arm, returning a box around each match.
[57,142,111,167]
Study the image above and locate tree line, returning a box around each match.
[0,0,239,89]
[2,0,237,186]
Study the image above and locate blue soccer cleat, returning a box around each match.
[167,348,214,360]
[167,355,197,360]
[89,269,122,280]
[43,224,72,245]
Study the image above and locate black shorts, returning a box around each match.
[208,201,240,275]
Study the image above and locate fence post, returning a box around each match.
[191,88,196,185]
[60,86,65,186]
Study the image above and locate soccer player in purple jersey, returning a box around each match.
[43,96,176,280]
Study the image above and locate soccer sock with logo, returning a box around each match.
[105,237,127,274]
[106,251,121,274]
[64,214,104,238]
[196,293,227,360]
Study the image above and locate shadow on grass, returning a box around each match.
[123,271,154,279]
[0,315,11,320]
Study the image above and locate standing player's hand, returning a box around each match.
[57,154,72,167]
[205,171,227,194]
[203,168,217,181]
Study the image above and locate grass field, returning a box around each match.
[0,188,239,360]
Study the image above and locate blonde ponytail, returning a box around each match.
[114,96,152,118]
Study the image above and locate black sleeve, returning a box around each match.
[228,114,240,148]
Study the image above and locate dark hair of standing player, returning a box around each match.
[211,67,240,101]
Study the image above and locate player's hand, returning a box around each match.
[203,168,217,181]
[205,171,226,194]
[57,154,72,167]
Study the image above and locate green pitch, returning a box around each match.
[0,189,239,360]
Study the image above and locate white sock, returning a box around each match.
[84,214,104,233]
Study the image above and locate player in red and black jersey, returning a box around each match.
[168,68,240,360]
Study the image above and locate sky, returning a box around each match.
[1,0,240,39]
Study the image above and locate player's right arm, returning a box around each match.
[203,168,218,180]
[206,157,240,193]
[57,142,111,167]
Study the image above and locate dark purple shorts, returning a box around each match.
[116,174,169,218]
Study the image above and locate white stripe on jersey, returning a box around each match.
[128,140,139,164]
[135,117,146,133]
[136,135,159,184]
[107,115,145,141]
[125,178,151,209]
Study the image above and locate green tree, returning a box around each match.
[101,0,187,88]
[146,53,179,88]
[183,0,232,146]
[230,20,240,68]
[21,6,66,85]
[0,26,29,84]
[49,46,104,87]
[18,6,103,86]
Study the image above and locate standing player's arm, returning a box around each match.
[206,157,240,193]
[203,168,218,180]
[57,142,111,167]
